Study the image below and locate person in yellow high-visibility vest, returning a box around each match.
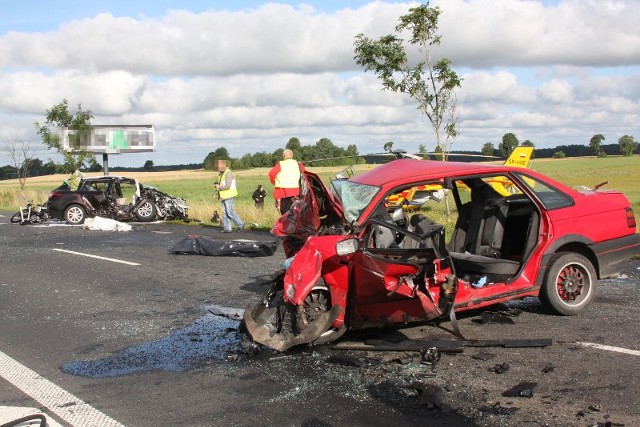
[214,160,244,233]
[268,149,305,214]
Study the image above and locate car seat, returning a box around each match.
[448,182,519,276]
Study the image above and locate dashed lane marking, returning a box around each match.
[52,248,141,266]
[0,349,125,427]
[576,341,640,356]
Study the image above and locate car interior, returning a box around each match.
[366,174,541,286]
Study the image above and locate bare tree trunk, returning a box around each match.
[3,137,35,190]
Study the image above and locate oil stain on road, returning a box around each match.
[61,305,252,378]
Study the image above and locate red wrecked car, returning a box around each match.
[243,155,640,351]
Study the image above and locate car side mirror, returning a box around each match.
[336,238,358,256]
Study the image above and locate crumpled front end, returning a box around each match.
[242,300,342,352]
[242,246,345,352]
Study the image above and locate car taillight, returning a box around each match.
[626,207,637,229]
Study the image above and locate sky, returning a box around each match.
[1,0,639,168]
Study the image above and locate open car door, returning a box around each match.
[349,214,454,329]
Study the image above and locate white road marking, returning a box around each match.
[52,248,140,266]
[576,341,640,356]
[0,406,63,427]
[0,350,125,427]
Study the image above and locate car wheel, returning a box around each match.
[297,286,345,344]
[135,201,157,222]
[540,252,596,315]
[64,204,86,225]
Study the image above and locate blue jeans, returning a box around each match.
[220,198,244,231]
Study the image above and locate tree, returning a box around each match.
[618,135,637,157]
[432,144,444,161]
[42,159,59,175]
[553,151,566,159]
[589,134,606,157]
[34,99,96,173]
[383,141,394,153]
[286,137,302,155]
[481,142,496,157]
[499,133,519,158]
[521,140,535,159]
[87,157,102,172]
[203,147,231,170]
[354,3,462,160]
[2,137,35,189]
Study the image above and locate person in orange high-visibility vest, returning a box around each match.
[214,160,244,233]
[268,149,305,214]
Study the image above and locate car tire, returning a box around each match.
[540,252,596,315]
[64,204,86,225]
[135,201,157,222]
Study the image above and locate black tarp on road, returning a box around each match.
[171,235,279,257]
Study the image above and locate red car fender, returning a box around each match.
[283,244,323,305]
[283,236,352,328]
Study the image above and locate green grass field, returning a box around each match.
[1,156,638,231]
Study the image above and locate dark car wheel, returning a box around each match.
[64,204,87,225]
[135,201,157,222]
[299,285,345,345]
[540,252,596,315]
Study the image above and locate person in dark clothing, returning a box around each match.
[252,185,267,210]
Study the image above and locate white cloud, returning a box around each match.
[0,0,639,167]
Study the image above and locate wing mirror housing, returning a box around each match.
[336,238,358,256]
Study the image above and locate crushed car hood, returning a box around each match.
[272,170,344,240]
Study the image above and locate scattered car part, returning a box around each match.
[479,402,519,415]
[325,354,366,367]
[471,352,496,361]
[502,382,537,398]
[412,383,444,408]
[480,311,516,324]
[420,347,440,367]
[331,340,464,354]
[489,362,510,374]
[331,338,552,352]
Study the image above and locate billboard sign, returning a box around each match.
[61,125,155,154]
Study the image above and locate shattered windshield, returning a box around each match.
[332,180,380,223]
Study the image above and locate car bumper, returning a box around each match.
[594,232,640,278]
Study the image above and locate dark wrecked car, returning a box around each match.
[243,155,640,351]
[47,176,190,225]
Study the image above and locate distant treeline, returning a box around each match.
[0,143,635,180]
[112,142,634,171]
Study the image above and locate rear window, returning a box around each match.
[514,172,573,210]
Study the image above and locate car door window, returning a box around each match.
[514,172,573,210]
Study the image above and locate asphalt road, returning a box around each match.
[1,213,639,427]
